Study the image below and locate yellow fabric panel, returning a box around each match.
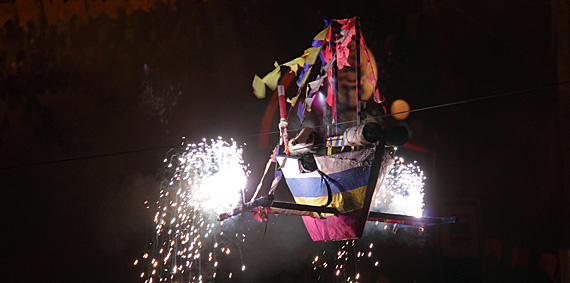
[293,185,367,214]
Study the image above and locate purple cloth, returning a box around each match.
[302,209,365,241]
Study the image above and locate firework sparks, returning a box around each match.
[138,138,248,283]
[372,156,425,217]
[311,154,426,282]
[137,139,426,282]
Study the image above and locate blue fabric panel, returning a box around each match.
[285,166,370,198]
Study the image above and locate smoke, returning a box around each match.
[97,173,158,253]
[135,141,432,282]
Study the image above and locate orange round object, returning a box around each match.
[390,99,410,120]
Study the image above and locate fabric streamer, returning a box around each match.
[359,31,383,104]
[335,18,356,69]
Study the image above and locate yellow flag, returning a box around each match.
[314,26,330,41]
[252,75,266,99]
[305,47,320,66]
[252,62,281,99]
[263,62,281,90]
[287,94,300,107]
[283,57,305,75]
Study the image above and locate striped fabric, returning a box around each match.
[277,148,384,241]
[327,135,348,147]
[277,148,374,214]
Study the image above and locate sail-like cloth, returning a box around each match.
[277,148,393,241]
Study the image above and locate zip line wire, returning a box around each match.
[1,80,569,171]
[1,144,180,170]
[2,3,563,171]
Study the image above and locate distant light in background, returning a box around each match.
[390,99,410,120]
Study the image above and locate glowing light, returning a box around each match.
[137,138,248,282]
[390,99,410,120]
[311,155,426,282]
[372,157,425,217]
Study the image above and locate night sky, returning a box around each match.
[1,1,569,282]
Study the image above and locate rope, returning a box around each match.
[2,80,568,170]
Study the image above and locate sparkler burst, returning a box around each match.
[137,140,426,282]
[312,154,426,282]
[372,156,425,217]
[137,138,249,283]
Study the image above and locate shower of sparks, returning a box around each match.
[137,138,249,283]
[311,240,381,283]
[372,156,425,217]
[312,154,425,282]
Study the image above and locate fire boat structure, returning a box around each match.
[218,17,455,241]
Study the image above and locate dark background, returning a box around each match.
[1,0,568,282]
